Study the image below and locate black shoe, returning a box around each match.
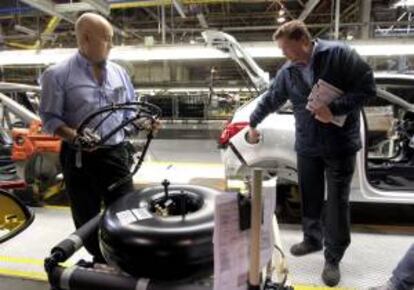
[322,261,340,287]
[290,241,322,256]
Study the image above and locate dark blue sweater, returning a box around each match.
[250,39,376,157]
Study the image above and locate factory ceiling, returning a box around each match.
[0,0,413,49]
[1,0,414,85]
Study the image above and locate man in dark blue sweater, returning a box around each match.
[248,20,376,287]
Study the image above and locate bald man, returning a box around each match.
[40,13,136,263]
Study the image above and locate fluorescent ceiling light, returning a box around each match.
[393,0,414,7]
[277,16,286,23]
[1,41,414,65]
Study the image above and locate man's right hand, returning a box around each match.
[247,127,261,144]
[72,128,101,150]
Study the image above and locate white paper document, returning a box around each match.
[213,191,275,290]
[306,79,347,127]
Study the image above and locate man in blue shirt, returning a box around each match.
[40,13,137,263]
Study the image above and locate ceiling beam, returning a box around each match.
[81,0,110,16]
[142,7,171,31]
[298,0,321,21]
[172,0,187,18]
[55,0,110,15]
[19,0,76,23]
[55,2,93,13]
[126,20,414,34]
[197,13,209,28]
[21,0,127,38]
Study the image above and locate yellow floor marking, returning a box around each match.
[0,256,71,267]
[145,160,223,168]
[0,256,44,266]
[0,267,47,281]
[43,205,70,210]
[294,284,355,290]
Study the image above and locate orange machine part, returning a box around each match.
[11,120,61,161]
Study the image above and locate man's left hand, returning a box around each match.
[148,119,161,134]
[310,104,333,123]
[135,118,161,134]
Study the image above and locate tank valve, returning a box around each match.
[162,179,170,200]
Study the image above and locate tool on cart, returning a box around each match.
[0,91,62,204]
[11,120,62,204]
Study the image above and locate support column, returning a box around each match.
[249,169,262,289]
[360,0,372,39]
[334,0,340,40]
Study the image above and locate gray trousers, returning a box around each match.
[390,244,414,290]
[297,153,356,264]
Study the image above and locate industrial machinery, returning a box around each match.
[0,89,62,204]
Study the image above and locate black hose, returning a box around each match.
[48,265,213,290]
[45,214,101,273]
[107,132,153,192]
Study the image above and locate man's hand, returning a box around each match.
[149,119,161,134]
[72,128,101,150]
[247,127,261,144]
[134,118,161,135]
[310,104,333,124]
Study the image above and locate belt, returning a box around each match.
[62,141,125,168]
[62,141,124,151]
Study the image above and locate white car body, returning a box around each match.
[221,74,414,204]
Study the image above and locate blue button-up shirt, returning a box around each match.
[39,52,136,145]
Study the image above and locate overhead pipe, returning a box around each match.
[19,0,76,24]
[298,0,321,21]
[0,6,33,15]
[0,92,40,124]
[109,0,240,9]
[15,0,126,38]
[7,16,60,50]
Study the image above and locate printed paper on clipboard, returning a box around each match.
[306,79,347,127]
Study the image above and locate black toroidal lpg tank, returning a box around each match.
[100,184,221,280]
